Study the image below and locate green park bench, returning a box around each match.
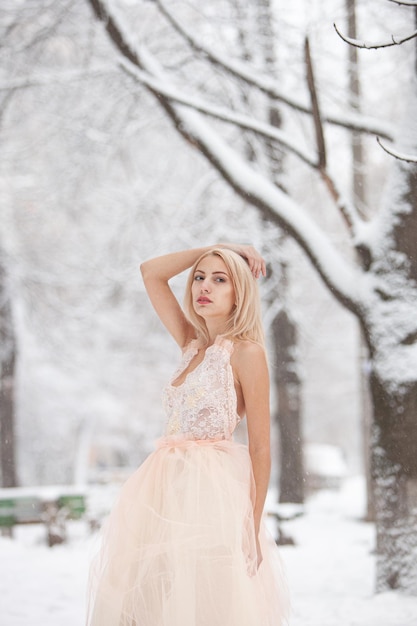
[0,486,86,547]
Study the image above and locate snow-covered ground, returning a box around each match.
[1,476,416,626]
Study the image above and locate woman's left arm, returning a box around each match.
[234,342,271,555]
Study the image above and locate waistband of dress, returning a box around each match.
[156,435,238,450]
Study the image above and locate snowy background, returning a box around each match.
[1,478,417,625]
[1,0,417,622]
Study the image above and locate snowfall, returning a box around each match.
[1,476,417,626]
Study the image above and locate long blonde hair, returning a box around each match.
[184,248,265,347]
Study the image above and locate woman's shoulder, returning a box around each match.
[232,338,265,355]
[231,340,269,394]
[230,339,266,371]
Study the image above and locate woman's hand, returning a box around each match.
[255,534,263,570]
[222,244,266,279]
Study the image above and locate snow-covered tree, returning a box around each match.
[0,0,271,486]
[86,0,417,593]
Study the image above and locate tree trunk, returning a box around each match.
[0,363,16,488]
[345,0,375,521]
[0,263,18,488]
[367,82,417,591]
[370,374,417,593]
[256,0,304,503]
[257,0,284,186]
[272,304,304,504]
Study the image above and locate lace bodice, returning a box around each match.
[163,336,241,441]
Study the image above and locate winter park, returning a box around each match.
[1,1,417,625]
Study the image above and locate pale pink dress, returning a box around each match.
[87,336,290,626]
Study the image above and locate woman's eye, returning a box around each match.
[194,275,203,281]
[215,277,225,283]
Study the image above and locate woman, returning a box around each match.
[87,243,289,626]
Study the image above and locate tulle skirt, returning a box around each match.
[86,436,290,626]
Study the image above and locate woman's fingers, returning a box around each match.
[243,246,266,279]
[222,243,266,279]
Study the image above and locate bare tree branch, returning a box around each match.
[155,0,394,140]
[304,37,361,235]
[120,60,318,168]
[304,37,326,170]
[387,0,417,6]
[376,137,417,162]
[0,67,117,92]
[6,64,314,170]
[334,22,417,49]
[0,1,74,53]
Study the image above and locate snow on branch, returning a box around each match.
[155,0,394,141]
[334,22,417,50]
[325,110,394,140]
[164,104,365,314]
[376,137,417,163]
[120,60,317,168]
[88,0,365,315]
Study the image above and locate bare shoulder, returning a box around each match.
[233,339,265,359]
[231,340,268,381]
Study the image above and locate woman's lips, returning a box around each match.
[197,297,212,304]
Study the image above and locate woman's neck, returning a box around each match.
[205,322,227,346]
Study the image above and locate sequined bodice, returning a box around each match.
[163,336,241,441]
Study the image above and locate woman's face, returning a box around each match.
[191,255,236,322]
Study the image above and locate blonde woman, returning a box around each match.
[87,244,289,626]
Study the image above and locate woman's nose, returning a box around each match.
[200,279,210,292]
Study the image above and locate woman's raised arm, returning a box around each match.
[140,247,211,348]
